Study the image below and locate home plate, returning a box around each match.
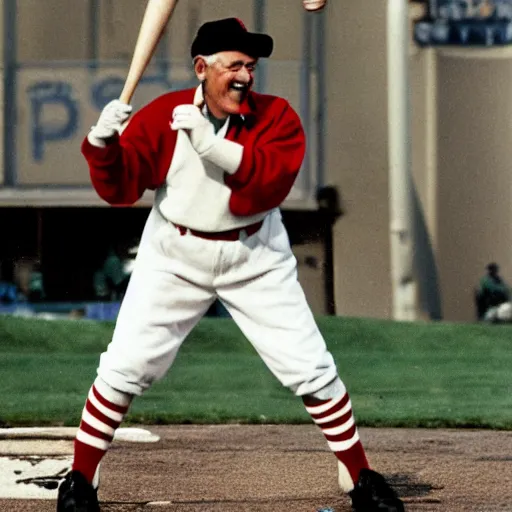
[0,427,160,499]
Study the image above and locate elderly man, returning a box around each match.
[57,18,403,512]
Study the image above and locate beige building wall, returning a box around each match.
[1,4,4,185]
[15,1,300,65]
[0,4,3,62]
[17,0,89,61]
[324,1,448,321]
[436,53,512,321]
[324,1,393,319]
[0,73,4,185]
[294,242,327,315]
[325,1,512,322]
[0,79,3,185]
[94,0,301,61]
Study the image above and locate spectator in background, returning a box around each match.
[476,262,511,321]
[28,260,46,302]
[92,268,110,301]
[93,244,131,301]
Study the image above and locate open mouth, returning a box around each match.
[229,81,249,92]
[228,81,250,102]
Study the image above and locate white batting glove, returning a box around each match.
[170,104,244,174]
[88,100,133,148]
[170,104,217,155]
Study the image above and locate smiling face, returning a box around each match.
[194,51,257,119]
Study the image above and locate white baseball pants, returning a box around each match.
[97,207,339,397]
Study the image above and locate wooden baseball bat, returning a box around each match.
[119,0,180,104]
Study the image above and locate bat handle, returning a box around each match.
[119,84,135,105]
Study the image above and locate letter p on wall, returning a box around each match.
[27,81,79,162]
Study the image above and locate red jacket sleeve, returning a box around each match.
[81,96,178,206]
[224,99,306,216]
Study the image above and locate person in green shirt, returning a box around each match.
[93,246,130,301]
[28,261,46,302]
[476,262,511,320]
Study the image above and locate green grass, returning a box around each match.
[0,315,511,429]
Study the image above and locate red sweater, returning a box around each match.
[81,88,306,217]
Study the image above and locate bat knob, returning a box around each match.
[303,0,327,12]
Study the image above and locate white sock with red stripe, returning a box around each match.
[303,384,369,492]
[73,377,132,484]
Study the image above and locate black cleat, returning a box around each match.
[349,469,405,511]
[57,470,100,512]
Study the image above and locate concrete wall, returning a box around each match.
[294,242,327,315]
[1,3,4,185]
[16,1,302,61]
[17,0,90,61]
[0,73,4,185]
[436,52,512,321]
[324,1,512,322]
[324,1,394,319]
[0,4,4,62]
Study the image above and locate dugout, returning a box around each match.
[0,190,340,316]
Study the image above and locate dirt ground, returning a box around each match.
[2,425,512,512]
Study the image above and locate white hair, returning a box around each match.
[194,54,219,66]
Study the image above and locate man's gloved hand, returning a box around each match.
[170,104,243,174]
[88,100,133,148]
[170,104,217,155]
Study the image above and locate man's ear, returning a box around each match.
[194,57,208,81]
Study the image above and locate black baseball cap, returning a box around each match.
[191,18,274,60]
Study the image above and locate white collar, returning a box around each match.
[194,85,245,123]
